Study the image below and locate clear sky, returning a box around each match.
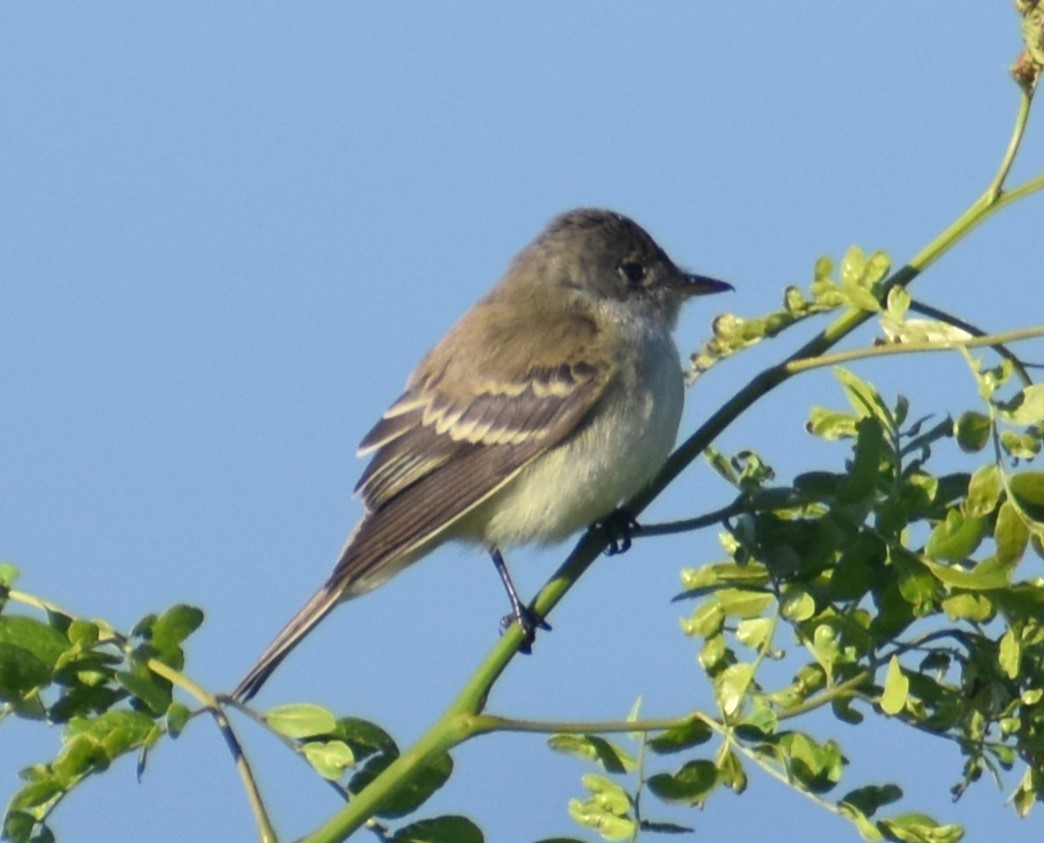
[2,5,1042,842]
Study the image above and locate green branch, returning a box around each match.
[784,324,1044,375]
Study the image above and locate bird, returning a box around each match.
[232,208,732,701]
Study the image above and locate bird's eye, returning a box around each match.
[619,261,645,285]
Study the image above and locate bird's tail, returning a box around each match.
[232,585,344,702]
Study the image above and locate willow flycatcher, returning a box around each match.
[233,208,731,700]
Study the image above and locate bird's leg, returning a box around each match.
[599,507,642,555]
[490,547,550,653]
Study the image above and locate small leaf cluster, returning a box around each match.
[543,706,721,842]
[0,569,202,843]
[690,247,891,377]
[261,702,477,842]
[668,361,1044,840]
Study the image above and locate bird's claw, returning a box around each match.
[601,508,641,555]
[500,606,551,654]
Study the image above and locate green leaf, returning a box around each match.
[66,619,100,648]
[806,408,858,440]
[715,589,773,619]
[0,642,51,702]
[778,732,844,793]
[843,417,884,501]
[838,246,883,312]
[698,634,727,671]
[837,800,884,841]
[877,813,963,843]
[736,707,778,739]
[647,718,713,754]
[350,752,452,819]
[567,773,635,841]
[880,657,908,715]
[547,734,635,773]
[717,663,754,716]
[390,816,483,843]
[72,709,157,752]
[1010,768,1037,819]
[48,684,123,724]
[116,670,171,715]
[925,510,984,561]
[567,800,634,842]
[152,604,204,647]
[333,717,398,761]
[999,629,1020,680]
[835,368,894,433]
[679,602,723,638]
[963,465,1001,519]
[715,745,748,793]
[1000,429,1041,460]
[166,702,191,738]
[679,562,770,592]
[265,703,338,739]
[940,593,993,622]
[808,624,843,674]
[998,383,1044,425]
[1009,471,1044,522]
[840,783,903,817]
[920,556,1010,590]
[736,617,774,649]
[0,563,19,588]
[781,591,816,622]
[3,809,37,843]
[954,411,991,452]
[51,733,108,786]
[578,772,630,815]
[7,778,62,812]
[302,740,355,780]
[0,616,68,668]
[886,286,910,320]
[994,500,1029,564]
[647,760,718,804]
[146,604,204,668]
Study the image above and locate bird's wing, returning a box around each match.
[356,358,604,506]
[232,354,610,701]
[332,353,611,589]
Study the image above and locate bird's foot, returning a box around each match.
[600,507,641,555]
[500,605,552,654]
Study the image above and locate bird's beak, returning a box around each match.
[677,272,734,296]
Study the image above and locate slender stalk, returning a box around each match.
[909,300,1041,384]
[147,663,278,843]
[468,713,694,737]
[784,325,1044,375]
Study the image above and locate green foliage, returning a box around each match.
[548,343,1044,842]
[674,364,1042,835]
[691,247,891,376]
[0,587,204,843]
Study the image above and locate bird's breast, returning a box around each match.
[475,326,684,547]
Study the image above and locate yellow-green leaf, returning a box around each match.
[265,703,337,739]
[963,465,1001,519]
[717,663,754,716]
[880,657,908,715]
[999,629,1020,680]
[1010,471,1044,522]
[994,500,1029,564]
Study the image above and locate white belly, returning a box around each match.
[476,328,684,547]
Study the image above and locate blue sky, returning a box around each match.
[2,5,1042,842]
